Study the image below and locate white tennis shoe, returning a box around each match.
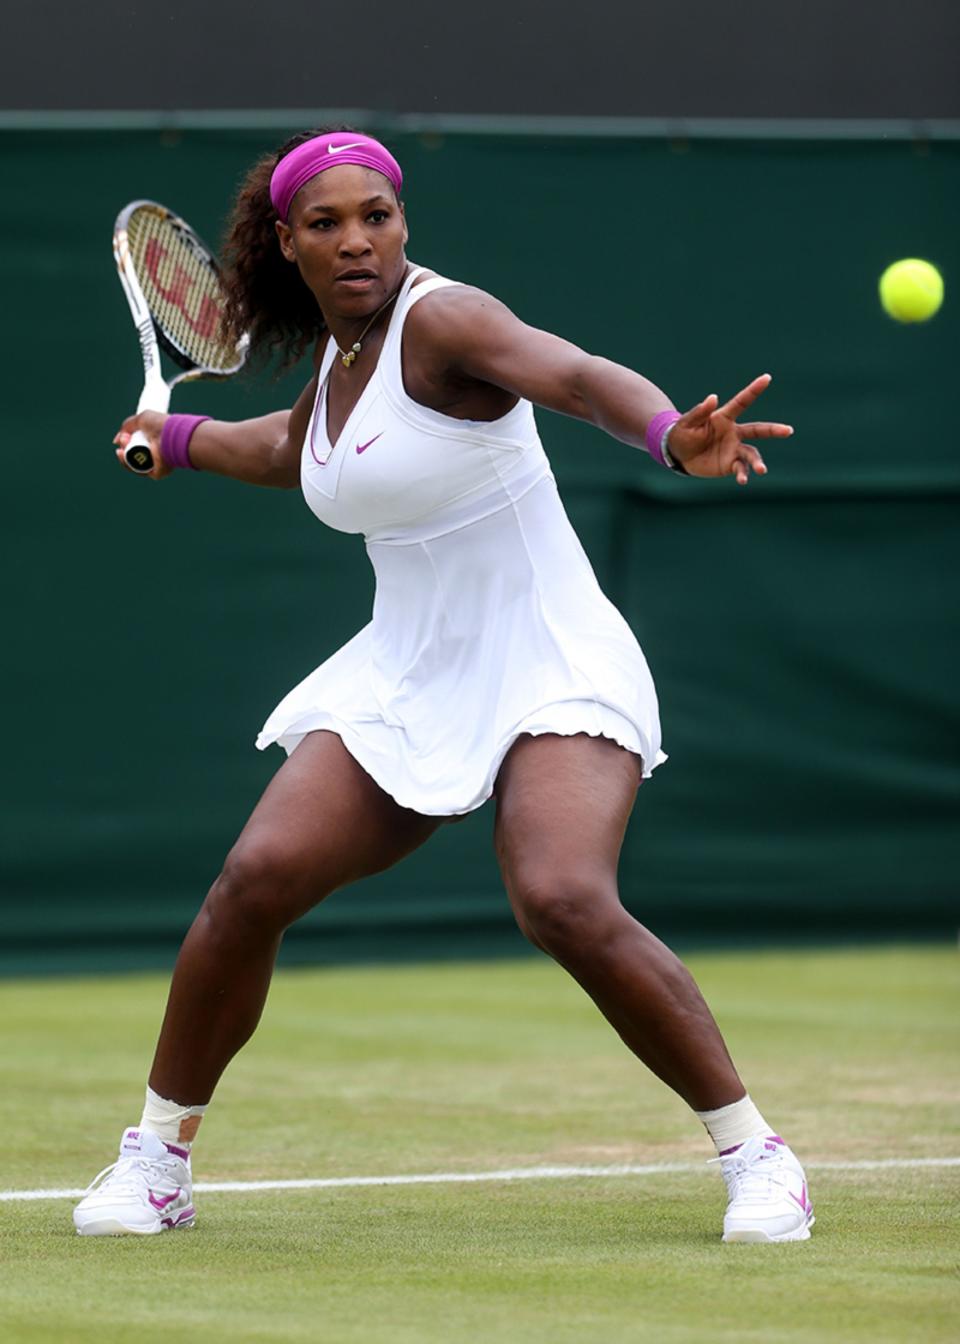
[714,1133,814,1243]
[73,1127,195,1236]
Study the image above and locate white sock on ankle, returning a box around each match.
[140,1086,208,1147]
[695,1094,771,1154]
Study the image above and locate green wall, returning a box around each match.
[2,121,957,973]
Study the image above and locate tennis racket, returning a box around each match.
[112,200,248,473]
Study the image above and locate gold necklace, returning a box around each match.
[333,285,402,367]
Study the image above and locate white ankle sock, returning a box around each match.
[139,1086,208,1148]
[695,1094,771,1154]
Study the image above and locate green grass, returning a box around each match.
[1,946,957,1343]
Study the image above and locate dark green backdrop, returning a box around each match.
[2,120,957,973]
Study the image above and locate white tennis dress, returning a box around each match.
[256,266,665,814]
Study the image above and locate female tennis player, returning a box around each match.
[74,130,813,1243]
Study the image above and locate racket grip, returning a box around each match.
[125,381,170,473]
[124,430,155,474]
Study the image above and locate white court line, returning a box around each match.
[2,1156,958,1203]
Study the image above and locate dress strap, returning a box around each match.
[399,264,428,299]
[381,274,460,362]
[316,332,338,382]
[377,266,541,451]
[403,275,461,311]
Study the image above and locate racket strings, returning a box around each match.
[126,208,240,373]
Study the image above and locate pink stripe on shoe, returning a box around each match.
[789,1182,813,1216]
[161,1205,195,1229]
[148,1189,182,1212]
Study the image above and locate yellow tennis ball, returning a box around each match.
[879,258,944,323]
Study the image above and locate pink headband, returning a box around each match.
[269,132,404,220]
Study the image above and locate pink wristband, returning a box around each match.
[160,414,210,471]
[645,410,682,467]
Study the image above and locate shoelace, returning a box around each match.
[83,1153,181,1196]
[708,1147,792,1201]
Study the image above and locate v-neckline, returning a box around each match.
[321,339,378,455]
[319,266,424,456]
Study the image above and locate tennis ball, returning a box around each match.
[879,258,944,323]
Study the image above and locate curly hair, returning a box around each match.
[220,126,369,371]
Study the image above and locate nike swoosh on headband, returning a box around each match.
[328,142,368,155]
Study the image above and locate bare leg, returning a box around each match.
[149,731,442,1103]
[494,733,743,1111]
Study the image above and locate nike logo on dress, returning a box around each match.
[328,142,367,154]
[356,433,383,454]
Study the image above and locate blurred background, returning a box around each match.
[1,0,957,973]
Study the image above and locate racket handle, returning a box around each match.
[125,381,170,473]
[124,430,155,474]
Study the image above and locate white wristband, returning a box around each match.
[661,420,684,473]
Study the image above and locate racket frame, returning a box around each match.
[112,199,246,472]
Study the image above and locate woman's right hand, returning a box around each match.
[113,411,172,480]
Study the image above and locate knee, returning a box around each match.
[509,866,621,959]
[201,841,322,937]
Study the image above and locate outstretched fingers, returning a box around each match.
[681,392,719,427]
[717,373,773,422]
[676,377,792,484]
[731,442,768,486]
[733,420,794,440]
[713,376,792,485]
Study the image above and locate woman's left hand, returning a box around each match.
[667,374,793,485]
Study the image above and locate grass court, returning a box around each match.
[1,944,957,1342]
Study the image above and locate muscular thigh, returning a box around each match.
[226,730,442,909]
[493,733,642,891]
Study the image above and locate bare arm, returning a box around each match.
[410,288,671,435]
[114,369,319,489]
[408,288,793,484]
[176,412,295,487]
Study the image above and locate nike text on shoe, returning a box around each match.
[73,1127,195,1236]
[714,1133,814,1243]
